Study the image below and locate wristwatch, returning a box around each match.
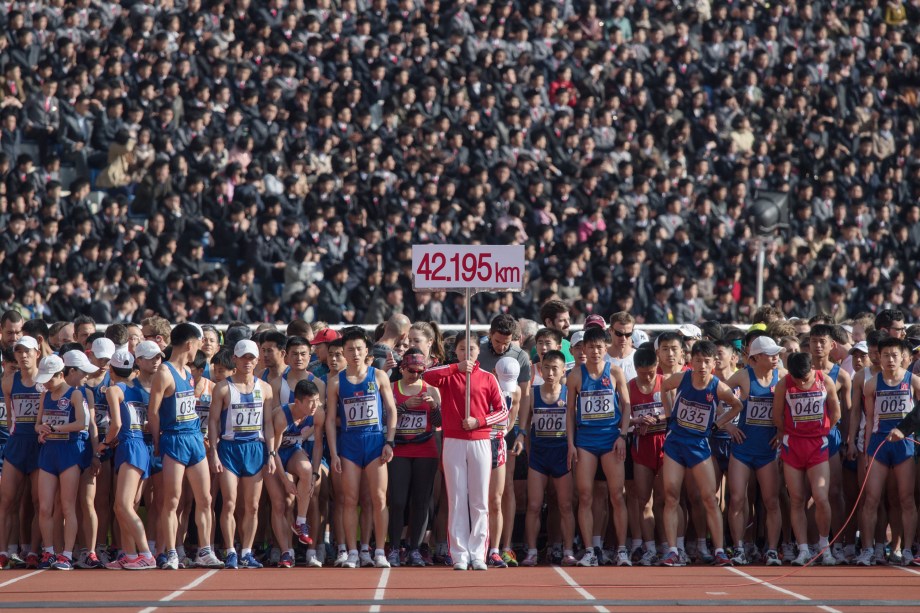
[268,450,277,458]
[619,432,628,440]
[313,471,321,481]
[385,440,396,449]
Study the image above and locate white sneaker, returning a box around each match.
[163,552,180,570]
[832,546,847,565]
[678,549,691,566]
[781,543,796,562]
[453,561,468,571]
[855,548,875,566]
[616,549,632,567]
[730,550,749,566]
[359,551,375,567]
[374,554,390,568]
[305,551,323,568]
[791,550,810,566]
[577,549,598,567]
[470,559,487,570]
[194,551,223,569]
[820,549,836,566]
[334,551,349,567]
[599,547,615,566]
[343,552,359,569]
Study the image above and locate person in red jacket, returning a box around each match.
[423,333,507,571]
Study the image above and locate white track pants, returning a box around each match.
[442,437,491,565]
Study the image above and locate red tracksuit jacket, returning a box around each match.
[423,362,507,440]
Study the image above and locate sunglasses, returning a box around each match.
[612,330,633,338]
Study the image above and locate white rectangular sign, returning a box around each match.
[412,245,525,291]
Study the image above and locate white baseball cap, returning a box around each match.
[570,331,585,346]
[234,339,260,358]
[135,341,165,360]
[495,356,520,394]
[15,336,39,351]
[678,324,703,340]
[849,341,869,355]
[110,349,135,370]
[63,350,100,374]
[34,355,65,384]
[749,336,782,357]
[631,329,650,346]
[91,337,116,360]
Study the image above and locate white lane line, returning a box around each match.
[725,567,842,613]
[896,566,920,576]
[138,569,219,613]
[0,570,43,589]
[553,566,610,613]
[369,567,390,613]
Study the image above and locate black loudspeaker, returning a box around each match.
[748,190,789,236]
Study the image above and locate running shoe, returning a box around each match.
[0,553,8,569]
[268,548,281,567]
[52,555,73,571]
[791,550,810,566]
[713,551,732,567]
[639,550,658,567]
[179,555,195,569]
[781,543,796,563]
[105,553,128,570]
[487,552,507,568]
[343,551,359,569]
[820,549,836,566]
[501,550,518,567]
[660,550,683,567]
[292,522,313,546]
[698,550,715,564]
[359,550,375,567]
[471,559,488,571]
[890,550,904,566]
[561,554,578,567]
[453,561,468,571]
[123,556,158,570]
[730,550,749,566]
[277,551,294,568]
[678,549,691,566]
[240,552,263,569]
[386,550,400,567]
[901,550,916,567]
[155,553,168,569]
[631,547,644,564]
[25,552,39,569]
[334,550,349,567]
[549,545,563,566]
[418,543,434,566]
[408,549,426,567]
[576,549,598,567]
[765,550,782,566]
[224,551,239,570]
[832,546,848,566]
[520,552,538,567]
[599,547,615,566]
[616,548,632,567]
[39,552,55,570]
[374,553,391,568]
[305,550,323,568]
[9,552,26,568]
[95,548,112,566]
[194,550,225,569]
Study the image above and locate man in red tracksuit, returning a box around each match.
[424,334,507,571]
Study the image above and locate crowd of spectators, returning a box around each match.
[1,0,920,327]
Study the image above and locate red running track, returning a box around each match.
[0,563,918,612]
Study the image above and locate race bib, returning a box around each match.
[230,402,263,433]
[675,399,713,433]
[632,395,666,433]
[126,401,146,431]
[344,395,378,428]
[13,393,41,423]
[281,431,303,448]
[95,406,110,433]
[789,391,825,423]
[579,389,615,421]
[43,401,70,440]
[175,391,198,423]
[876,389,910,421]
[533,407,566,438]
[746,396,774,426]
[0,399,7,428]
[196,396,210,433]
[397,410,428,436]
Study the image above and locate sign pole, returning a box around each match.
[465,286,471,420]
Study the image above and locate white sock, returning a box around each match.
[714,548,724,555]
[177,546,186,558]
[528,548,538,556]
[817,536,829,550]
[306,548,315,557]
[338,544,347,553]
[630,539,642,552]
[43,546,54,554]
[644,540,655,553]
[8,544,18,555]
[348,549,358,556]
[62,550,72,560]
[669,546,678,554]
[296,516,306,526]
[592,536,603,548]
[563,549,574,557]
[799,544,809,554]
[142,552,154,559]
[226,548,237,555]
[360,544,370,552]
[241,548,251,557]
[698,538,709,553]
[375,548,385,557]
[676,537,685,550]
[489,547,499,555]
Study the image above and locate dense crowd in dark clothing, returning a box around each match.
[1,0,920,327]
